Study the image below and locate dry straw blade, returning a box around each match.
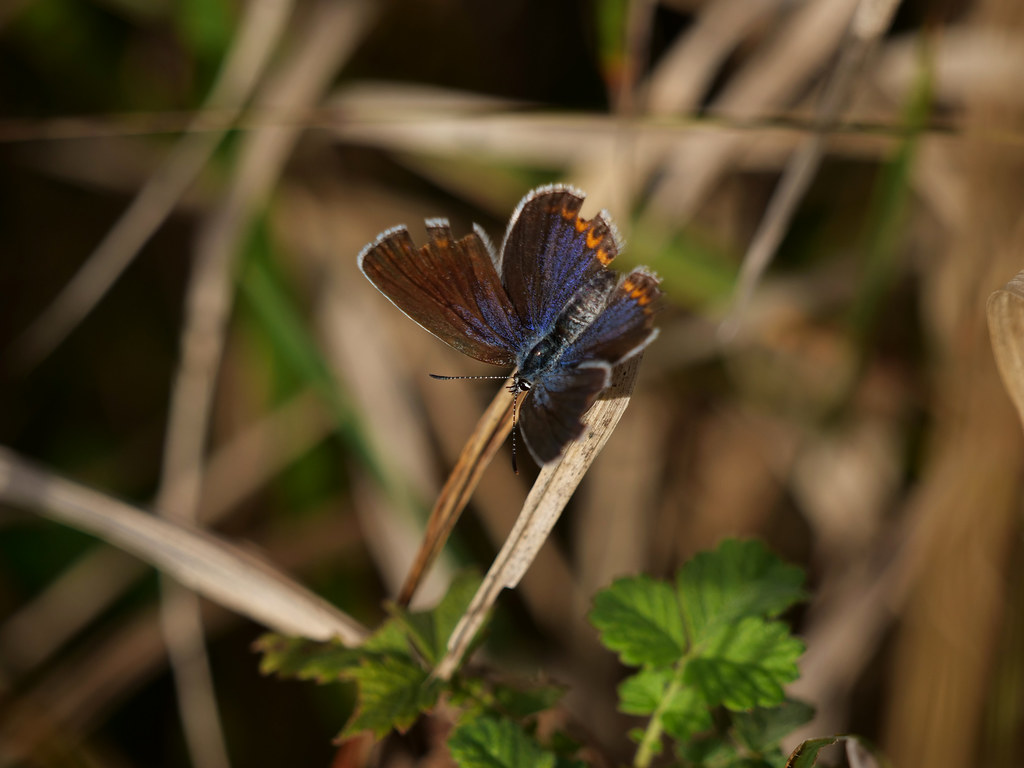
[988,270,1024,431]
[435,356,643,679]
[397,381,514,606]
[0,447,367,645]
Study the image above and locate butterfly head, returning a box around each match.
[508,374,533,395]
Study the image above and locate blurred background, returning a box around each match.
[1,0,1023,766]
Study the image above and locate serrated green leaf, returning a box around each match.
[620,667,711,758]
[361,619,413,655]
[619,666,711,736]
[618,668,673,715]
[677,539,806,642]
[733,699,816,752]
[685,618,804,710]
[391,571,481,664]
[590,575,685,666]
[448,716,557,768]
[254,633,360,681]
[334,615,443,738]
[661,684,714,743]
[341,651,441,739]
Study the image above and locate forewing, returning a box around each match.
[359,220,521,365]
[563,267,661,366]
[518,361,612,465]
[500,185,621,337]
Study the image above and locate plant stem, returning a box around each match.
[634,662,687,768]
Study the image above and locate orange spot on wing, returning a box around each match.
[623,277,655,306]
[585,228,604,250]
[574,217,588,233]
[596,248,612,265]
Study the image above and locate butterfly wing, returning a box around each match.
[519,268,661,464]
[518,361,612,465]
[563,267,661,366]
[500,185,621,338]
[359,219,521,366]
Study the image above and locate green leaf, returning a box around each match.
[618,668,673,715]
[341,650,442,739]
[391,571,481,664]
[620,667,711,758]
[448,716,557,768]
[254,634,360,681]
[491,680,566,719]
[784,736,839,768]
[676,734,736,767]
[733,699,816,752]
[661,683,714,743]
[783,735,879,768]
[676,539,805,642]
[330,618,444,739]
[685,618,804,710]
[590,575,685,666]
[361,619,413,655]
[619,666,711,739]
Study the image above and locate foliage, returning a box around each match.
[590,539,809,767]
[256,541,881,767]
[257,570,571,762]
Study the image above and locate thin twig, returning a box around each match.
[153,4,373,767]
[11,0,296,370]
[720,0,904,341]
[647,0,860,222]
[0,390,332,681]
[436,356,643,679]
[0,447,368,643]
[397,383,514,605]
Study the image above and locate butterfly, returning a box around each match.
[358,185,661,468]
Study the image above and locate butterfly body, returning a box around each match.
[358,185,661,466]
[511,269,618,391]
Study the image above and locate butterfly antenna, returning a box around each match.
[511,390,520,475]
[428,371,519,473]
[428,373,510,381]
